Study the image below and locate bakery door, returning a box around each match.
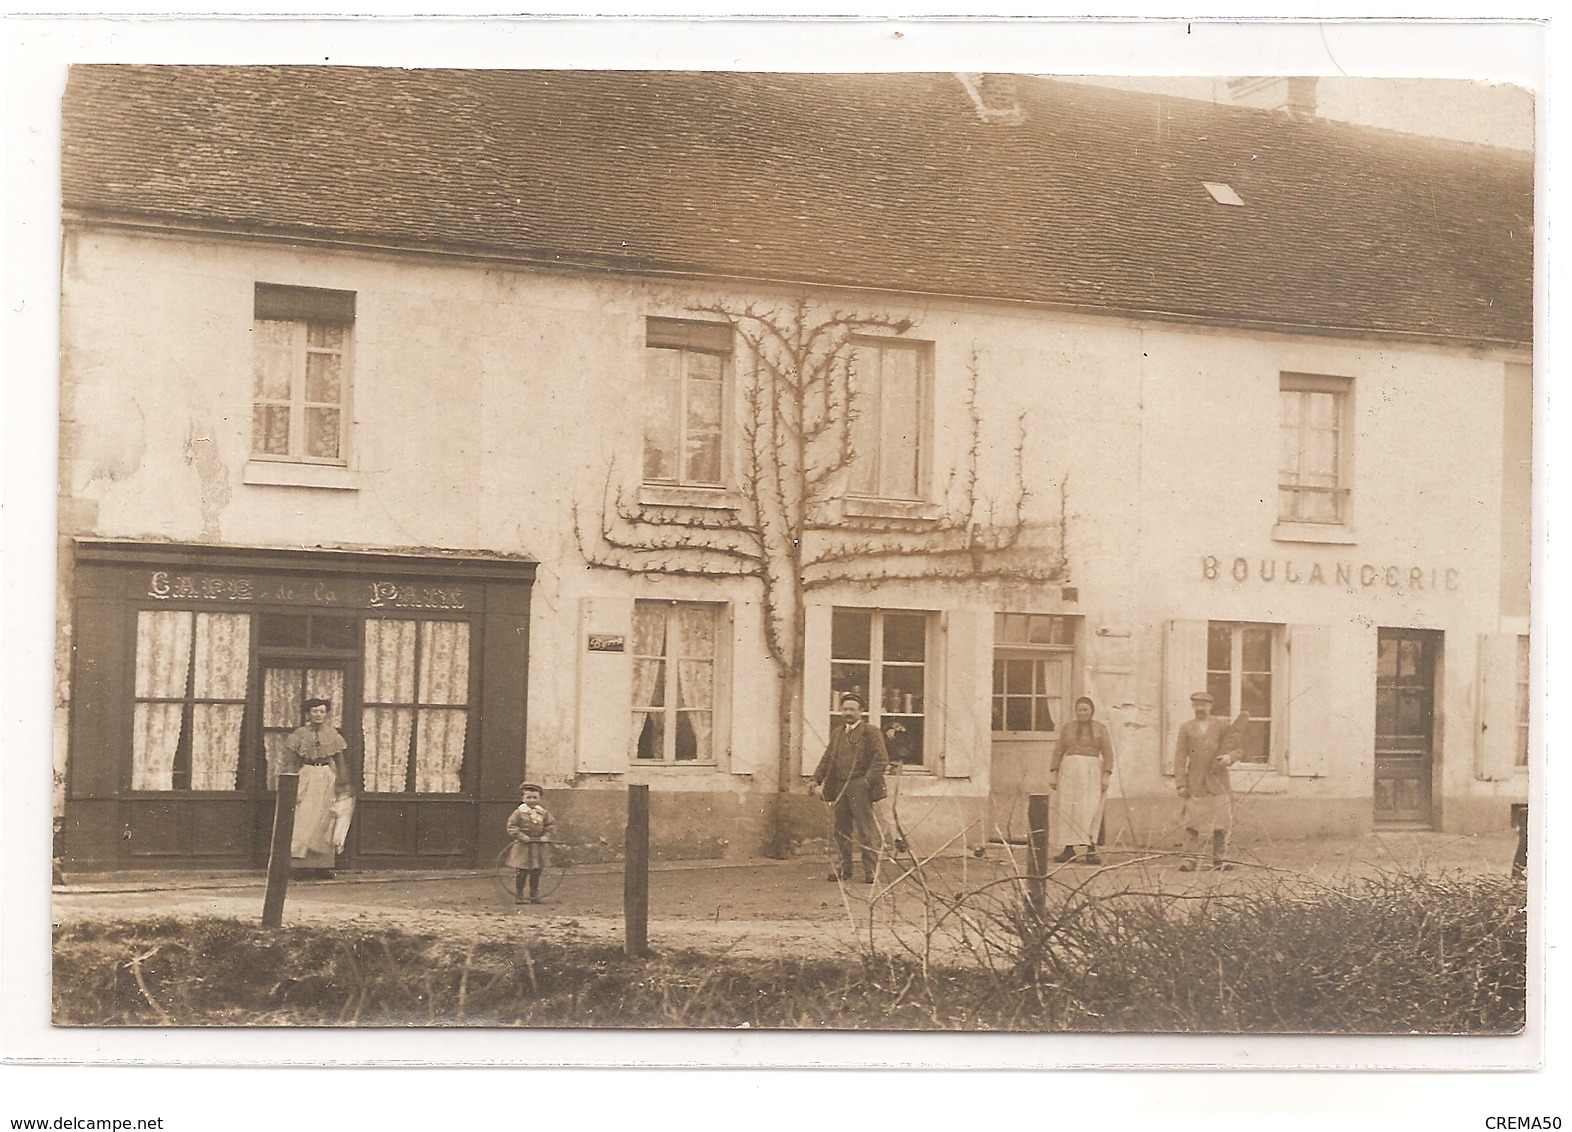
[1373,628,1439,827]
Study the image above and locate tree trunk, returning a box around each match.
[766,662,804,858]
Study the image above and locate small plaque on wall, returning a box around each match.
[587,633,625,653]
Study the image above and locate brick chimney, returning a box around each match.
[1228,76,1318,117]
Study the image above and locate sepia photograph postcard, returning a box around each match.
[2,10,1554,1102]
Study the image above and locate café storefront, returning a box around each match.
[62,541,535,870]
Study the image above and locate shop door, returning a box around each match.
[1374,628,1439,827]
[987,623,1075,844]
[251,662,348,866]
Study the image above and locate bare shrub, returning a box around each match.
[52,865,1524,1032]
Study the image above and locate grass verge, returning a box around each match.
[52,870,1526,1032]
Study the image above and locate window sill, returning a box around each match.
[1229,764,1288,792]
[125,790,244,797]
[1272,522,1356,545]
[360,791,469,800]
[990,732,1059,743]
[638,484,741,511]
[844,496,941,522]
[244,460,360,491]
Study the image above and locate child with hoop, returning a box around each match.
[503,782,555,904]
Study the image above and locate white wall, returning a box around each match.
[59,226,1526,837]
[1129,322,1517,817]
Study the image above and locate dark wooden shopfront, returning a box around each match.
[63,541,535,870]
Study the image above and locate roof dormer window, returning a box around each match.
[1202,181,1246,206]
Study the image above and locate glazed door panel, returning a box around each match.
[250,662,347,866]
[259,665,346,789]
[1373,629,1439,826]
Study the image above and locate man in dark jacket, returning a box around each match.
[812,692,889,884]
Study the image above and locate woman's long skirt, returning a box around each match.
[291,763,339,868]
[1051,753,1105,847]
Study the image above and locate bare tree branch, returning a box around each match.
[573,297,1070,835]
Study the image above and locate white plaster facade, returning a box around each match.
[57,219,1531,866]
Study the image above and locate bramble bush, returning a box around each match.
[52,867,1524,1032]
[999,869,1526,1032]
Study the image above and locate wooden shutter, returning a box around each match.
[1162,620,1209,776]
[1477,632,1521,782]
[1285,623,1330,778]
[254,282,355,324]
[646,317,733,354]
[576,596,634,773]
[941,609,988,779]
[722,602,750,776]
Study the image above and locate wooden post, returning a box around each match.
[1027,793,1049,918]
[624,784,650,957]
[261,773,299,929]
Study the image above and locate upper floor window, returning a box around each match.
[252,284,355,465]
[632,600,721,764]
[849,338,931,501]
[992,613,1078,737]
[1278,373,1352,526]
[643,318,732,489]
[831,607,931,768]
[1207,621,1277,764]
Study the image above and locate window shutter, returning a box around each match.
[1162,620,1209,776]
[801,604,832,777]
[721,603,750,776]
[941,609,988,779]
[646,317,733,354]
[254,283,355,324]
[577,597,634,774]
[1285,623,1330,778]
[1476,632,1520,782]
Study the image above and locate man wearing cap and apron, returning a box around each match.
[1172,690,1234,872]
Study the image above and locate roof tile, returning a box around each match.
[60,66,1533,345]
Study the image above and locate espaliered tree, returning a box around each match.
[574,298,1067,854]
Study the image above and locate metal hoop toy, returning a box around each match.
[493,841,569,902]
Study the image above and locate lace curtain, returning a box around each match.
[630,603,716,762]
[362,618,468,793]
[132,611,250,790]
[631,605,666,760]
[362,619,416,792]
[673,604,715,762]
[189,613,251,789]
[132,612,192,790]
[416,620,469,793]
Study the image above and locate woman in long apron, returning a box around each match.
[1048,696,1116,865]
[284,697,351,878]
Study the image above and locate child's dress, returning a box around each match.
[502,802,554,869]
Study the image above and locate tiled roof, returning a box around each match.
[61,67,1533,346]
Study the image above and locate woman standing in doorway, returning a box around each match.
[1049,696,1115,865]
[283,697,351,879]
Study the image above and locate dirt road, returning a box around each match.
[52,830,1521,960]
